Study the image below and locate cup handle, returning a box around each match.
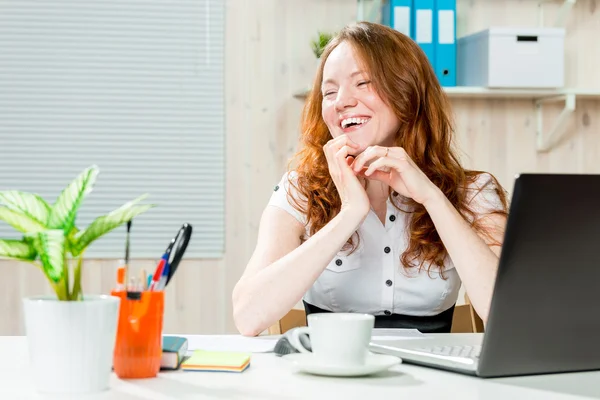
[288,327,311,353]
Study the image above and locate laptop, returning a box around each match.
[369,173,600,378]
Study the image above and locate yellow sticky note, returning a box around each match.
[181,350,251,372]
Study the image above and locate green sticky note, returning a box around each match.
[182,350,251,372]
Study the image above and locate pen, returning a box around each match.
[154,258,170,291]
[140,268,147,291]
[148,255,167,291]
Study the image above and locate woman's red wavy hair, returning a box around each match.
[287,22,508,275]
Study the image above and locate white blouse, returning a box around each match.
[268,171,503,317]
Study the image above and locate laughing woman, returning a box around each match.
[232,22,509,336]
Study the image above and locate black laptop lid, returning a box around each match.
[479,173,600,377]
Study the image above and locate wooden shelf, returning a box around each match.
[292,86,600,153]
[444,87,600,99]
[293,86,600,100]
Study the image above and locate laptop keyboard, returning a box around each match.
[414,345,482,359]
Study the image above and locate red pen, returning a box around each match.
[148,258,166,291]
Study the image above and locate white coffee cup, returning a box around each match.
[288,313,375,366]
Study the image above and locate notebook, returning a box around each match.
[161,336,188,370]
[181,349,251,372]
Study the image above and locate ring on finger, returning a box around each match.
[384,148,389,157]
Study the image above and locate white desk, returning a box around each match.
[1,334,599,400]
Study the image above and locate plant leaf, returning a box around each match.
[70,255,84,301]
[0,239,36,261]
[73,199,155,255]
[0,191,51,225]
[0,206,47,233]
[48,165,99,232]
[115,193,149,211]
[65,226,79,256]
[28,230,65,283]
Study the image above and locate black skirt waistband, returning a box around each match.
[303,301,455,333]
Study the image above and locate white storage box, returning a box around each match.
[456,27,565,88]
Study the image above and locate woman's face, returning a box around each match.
[321,41,401,155]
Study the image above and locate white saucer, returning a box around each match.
[283,353,401,377]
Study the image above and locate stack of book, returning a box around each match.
[161,336,189,370]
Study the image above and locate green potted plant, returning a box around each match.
[0,165,155,394]
[311,31,335,59]
[307,31,336,95]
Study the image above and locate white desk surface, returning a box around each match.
[1,334,600,400]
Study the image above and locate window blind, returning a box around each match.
[0,0,225,258]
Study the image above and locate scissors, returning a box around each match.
[165,223,192,285]
[152,223,192,290]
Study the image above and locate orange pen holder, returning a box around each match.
[111,290,164,379]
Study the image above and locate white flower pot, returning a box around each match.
[23,295,120,394]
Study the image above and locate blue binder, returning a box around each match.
[381,0,413,39]
[434,0,457,86]
[412,0,435,71]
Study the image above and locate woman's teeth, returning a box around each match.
[341,117,370,129]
